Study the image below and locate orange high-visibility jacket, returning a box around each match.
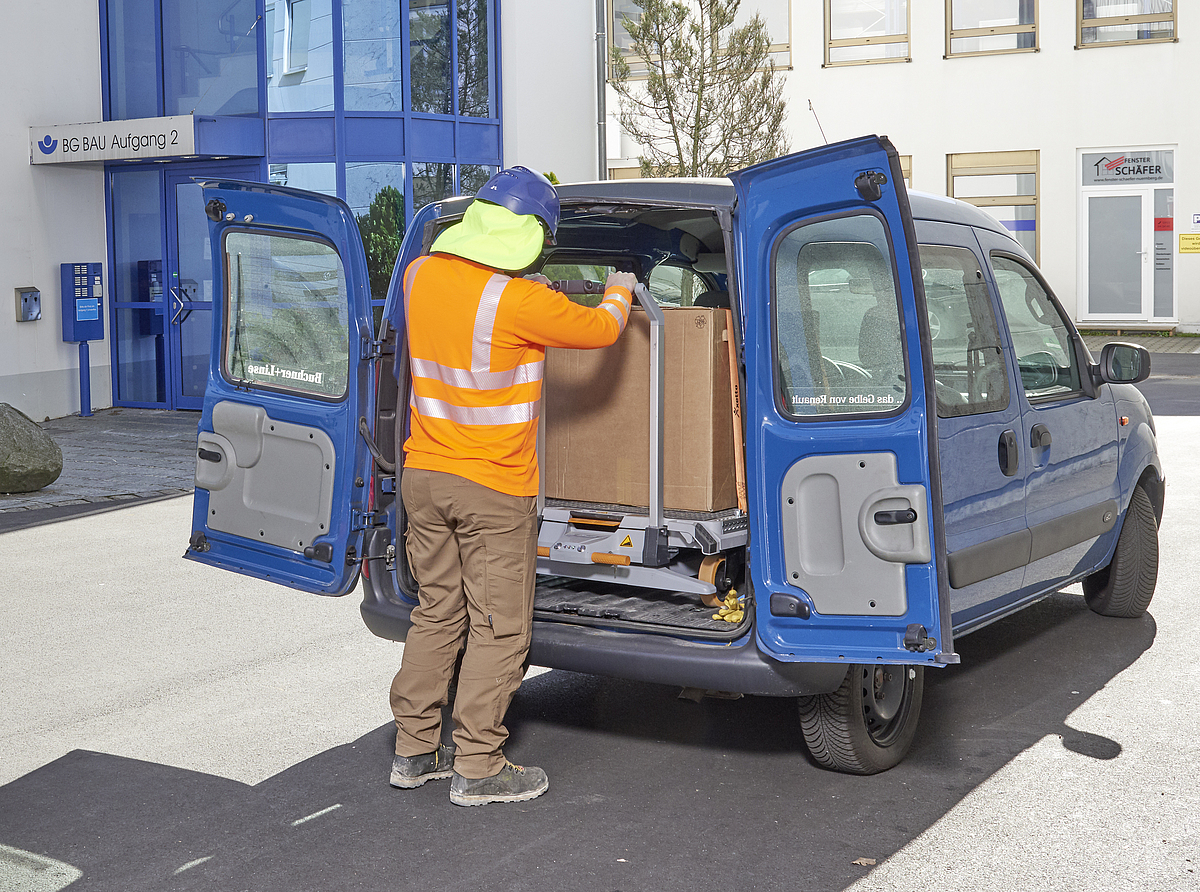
[402,254,632,497]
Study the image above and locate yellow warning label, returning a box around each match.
[1181,234,1200,253]
[619,535,633,548]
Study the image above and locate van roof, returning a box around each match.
[556,180,1012,238]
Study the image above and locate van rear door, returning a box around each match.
[185,181,375,595]
[729,136,955,665]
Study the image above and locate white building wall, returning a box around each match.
[0,1,109,421]
[786,3,1197,327]
[500,2,601,183]
[607,2,1198,328]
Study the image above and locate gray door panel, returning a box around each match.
[196,399,337,553]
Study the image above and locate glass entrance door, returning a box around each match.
[1085,192,1146,318]
[165,165,258,408]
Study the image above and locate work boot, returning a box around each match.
[449,761,549,806]
[390,744,455,788]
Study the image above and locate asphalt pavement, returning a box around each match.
[0,338,1197,891]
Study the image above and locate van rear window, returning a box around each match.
[773,214,906,417]
[221,230,350,400]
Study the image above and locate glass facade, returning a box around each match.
[102,0,502,408]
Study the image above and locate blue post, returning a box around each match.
[79,340,92,417]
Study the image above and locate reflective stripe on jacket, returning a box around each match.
[403,253,632,497]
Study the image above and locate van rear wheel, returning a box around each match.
[799,664,924,774]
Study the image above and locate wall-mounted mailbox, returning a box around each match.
[61,262,104,343]
[15,287,41,322]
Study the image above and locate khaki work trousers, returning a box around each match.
[391,469,537,779]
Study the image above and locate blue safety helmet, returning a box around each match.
[476,166,560,242]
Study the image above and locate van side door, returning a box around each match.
[976,230,1122,593]
[915,224,1031,632]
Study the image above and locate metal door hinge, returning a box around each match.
[352,511,379,530]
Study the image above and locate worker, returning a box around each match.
[389,166,637,806]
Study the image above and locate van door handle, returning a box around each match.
[1030,423,1052,449]
[874,508,917,525]
[998,429,1018,477]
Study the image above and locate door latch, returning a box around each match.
[903,623,936,653]
[998,429,1019,477]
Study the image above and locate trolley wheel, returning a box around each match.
[699,554,728,608]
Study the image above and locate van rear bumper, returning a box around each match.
[359,589,848,698]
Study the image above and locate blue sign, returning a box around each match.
[38,135,57,154]
[76,298,99,321]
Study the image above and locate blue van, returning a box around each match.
[186,135,1162,774]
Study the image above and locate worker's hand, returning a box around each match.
[606,272,638,294]
[524,273,552,286]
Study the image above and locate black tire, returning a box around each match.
[1083,483,1158,618]
[798,664,924,775]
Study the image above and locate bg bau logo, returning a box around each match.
[37,135,57,155]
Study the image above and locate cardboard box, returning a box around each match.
[543,307,737,513]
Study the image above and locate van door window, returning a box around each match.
[990,254,1081,399]
[222,231,351,400]
[918,244,1009,417]
[774,214,906,416]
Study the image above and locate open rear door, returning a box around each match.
[729,136,955,666]
[184,181,375,595]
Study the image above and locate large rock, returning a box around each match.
[0,403,63,493]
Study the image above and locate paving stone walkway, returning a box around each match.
[0,408,198,515]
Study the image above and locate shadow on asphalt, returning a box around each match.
[0,591,1154,892]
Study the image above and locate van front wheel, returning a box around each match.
[799,664,924,774]
[1082,483,1158,618]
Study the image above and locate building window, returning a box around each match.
[898,154,912,189]
[287,0,312,72]
[824,0,909,67]
[162,0,260,116]
[347,163,407,307]
[457,0,494,117]
[610,0,792,77]
[269,0,334,112]
[410,0,453,114]
[265,4,277,78]
[946,0,1037,57]
[266,163,338,196]
[948,151,1039,261]
[1078,0,1175,48]
[342,0,404,111]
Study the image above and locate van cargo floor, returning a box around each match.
[534,576,746,640]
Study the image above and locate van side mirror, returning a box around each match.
[1092,342,1151,385]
